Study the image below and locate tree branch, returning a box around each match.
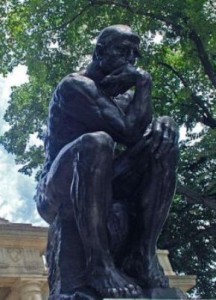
[160,62,216,128]
[177,183,216,210]
[89,0,183,33]
[44,4,92,32]
[189,30,216,89]
[162,224,216,250]
[59,4,92,30]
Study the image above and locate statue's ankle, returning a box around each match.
[87,251,114,272]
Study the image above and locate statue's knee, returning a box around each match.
[156,116,177,126]
[81,131,114,152]
[144,72,152,86]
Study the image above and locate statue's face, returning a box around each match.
[100,38,140,74]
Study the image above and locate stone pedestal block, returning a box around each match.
[103,287,187,300]
[20,281,43,300]
[142,287,186,299]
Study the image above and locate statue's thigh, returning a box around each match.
[46,142,80,199]
[47,131,114,198]
[35,139,82,223]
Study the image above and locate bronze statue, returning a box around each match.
[35,25,180,299]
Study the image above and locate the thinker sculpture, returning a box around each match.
[35,25,181,299]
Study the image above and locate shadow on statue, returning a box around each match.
[35,25,185,299]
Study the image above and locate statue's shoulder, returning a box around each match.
[58,72,97,96]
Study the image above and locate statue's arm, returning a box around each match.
[57,73,152,146]
[123,72,152,138]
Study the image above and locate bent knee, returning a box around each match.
[81,131,114,151]
[144,72,152,85]
[156,116,177,127]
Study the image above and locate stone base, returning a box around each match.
[48,287,186,300]
[104,287,187,300]
[142,287,186,299]
[48,286,101,300]
[49,294,100,300]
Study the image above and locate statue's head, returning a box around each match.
[93,25,141,74]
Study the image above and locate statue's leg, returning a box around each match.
[45,131,142,299]
[37,138,101,298]
[46,213,100,300]
[70,132,143,298]
[113,146,179,288]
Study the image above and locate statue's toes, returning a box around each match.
[123,287,130,297]
[128,283,143,297]
[107,287,120,298]
[106,284,142,298]
[118,287,124,297]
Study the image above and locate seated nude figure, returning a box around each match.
[35,25,179,299]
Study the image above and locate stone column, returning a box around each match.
[41,283,49,300]
[5,287,20,300]
[20,281,43,300]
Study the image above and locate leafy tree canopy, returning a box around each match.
[1,0,216,297]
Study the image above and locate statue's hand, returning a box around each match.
[101,64,148,85]
[129,117,179,159]
[150,116,179,159]
[100,64,149,96]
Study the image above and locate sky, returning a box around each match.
[0,66,46,226]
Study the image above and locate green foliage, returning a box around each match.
[159,196,216,298]
[1,0,216,297]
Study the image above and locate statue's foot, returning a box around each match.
[122,253,169,289]
[88,263,143,298]
[49,287,100,300]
